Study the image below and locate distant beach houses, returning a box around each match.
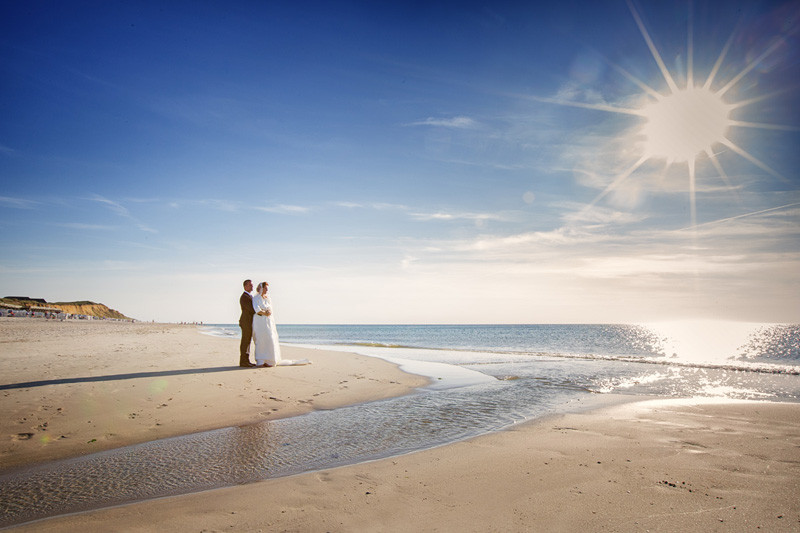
[0,297,134,322]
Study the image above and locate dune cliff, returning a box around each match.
[53,301,130,319]
[1,298,130,320]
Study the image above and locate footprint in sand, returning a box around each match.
[13,433,34,440]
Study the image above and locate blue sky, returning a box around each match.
[1,1,798,323]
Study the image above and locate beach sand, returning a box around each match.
[0,318,428,469]
[15,399,799,532]
[3,319,799,531]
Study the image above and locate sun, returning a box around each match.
[641,87,731,162]
[533,1,791,227]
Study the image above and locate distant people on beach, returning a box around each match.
[238,279,309,368]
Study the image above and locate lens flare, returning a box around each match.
[149,378,169,395]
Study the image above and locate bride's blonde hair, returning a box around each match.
[256,281,269,292]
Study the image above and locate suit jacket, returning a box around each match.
[239,291,255,326]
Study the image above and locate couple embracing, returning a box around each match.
[239,279,309,368]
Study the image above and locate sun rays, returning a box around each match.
[539,1,795,227]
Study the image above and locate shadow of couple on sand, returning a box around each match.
[0,366,247,391]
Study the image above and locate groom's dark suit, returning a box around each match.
[239,291,256,366]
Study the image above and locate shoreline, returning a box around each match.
[10,397,799,532]
[0,318,429,470]
[3,318,799,530]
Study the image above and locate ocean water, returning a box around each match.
[2,321,798,527]
[206,321,800,399]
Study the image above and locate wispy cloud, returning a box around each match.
[124,197,165,204]
[372,202,410,210]
[460,226,603,252]
[333,202,504,226]
[88,194,158,233]
[553,81,612,107]
[136,223,157,233]
[197,199,241,212]
[89,194,130,217]
[407,116,478,129]
[557,202,647,226]
[254,204,311,214]
[388,195,800,295]
[0,196,39,209]
[332,201,410,211]
[680,202,800,232]
[166,199,243,212]
[573,253,751,279]
[147,94,248,127]
[57,222,118,231]
[0,144,18,156]
[130,197,314,216]
[400,255,418,270]
[409,210,506,224]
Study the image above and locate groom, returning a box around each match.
[239,279,262,367]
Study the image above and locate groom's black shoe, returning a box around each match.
[239,362,257,367]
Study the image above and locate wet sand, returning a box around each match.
[0,318,428,469]
[14,398,799,532]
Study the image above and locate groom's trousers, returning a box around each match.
[239,321,253,365]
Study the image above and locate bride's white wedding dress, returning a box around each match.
[252,293,310,367]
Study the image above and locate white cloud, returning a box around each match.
[166,199,242,212]
[332,201,410,211]
[371,202,410,210]
[135,223,158,233]
[4,188,795,324]
[0,144,17,156]
[254,204,311,214]
[57,222,118,231]
[89,194,130,217]
[409,211,505,223]
[554,82,609,106]
[459,226,602,253]
[124,197,163,204]
[683,202,800,232]
[573,254,748,279]
[384,199,799,306]
[408,116,478,129]
[87,194,158,234]
[557,202,648,226]
[198,199,241,212]
[0,196,39,209]
[400,255,418,270]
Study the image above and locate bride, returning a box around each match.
[252,282,309,367]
